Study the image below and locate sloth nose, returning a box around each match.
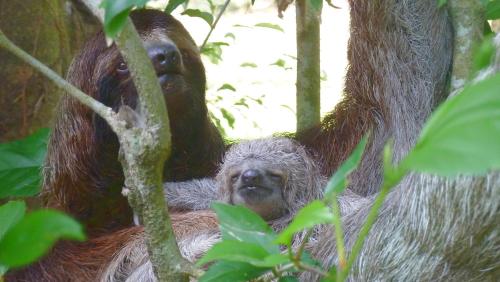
[241,169,262,185]
[148,43,182,75]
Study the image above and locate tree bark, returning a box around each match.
[296,0,321,132]
[0,0,98,141]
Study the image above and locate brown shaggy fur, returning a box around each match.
[6,9,225,282]
[41,9,225,233]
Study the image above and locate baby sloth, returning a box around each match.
[165,137,366,224]
[102,138,366,281]
[219,137,324,222]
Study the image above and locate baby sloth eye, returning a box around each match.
[269,172,283,182]
[230,173,240,183]
[117,62,128,73]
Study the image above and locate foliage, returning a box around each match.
[1,0,499,281]
[0,128,49,198]
[0,130,84,276]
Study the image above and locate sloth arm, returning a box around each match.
[163,178,219,210]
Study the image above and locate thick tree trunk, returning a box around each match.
[0,0,98,141]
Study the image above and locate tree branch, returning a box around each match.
[447,0,485,95]
[1,0,190,279]
[0,29,120,131]
[200,0,231,50]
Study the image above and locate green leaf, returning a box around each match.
[220,108,235,128]
[271,59,287,68]
[437,0,448,8]
[473,35,496,74]
[275,201,333,245]
[403,74,500,176]
[0,201,26,240]
[235,98,250,108]
[197,240,270,266]
[0,210,85,268]
[240,62,258,68]
[0,128,49,198]
[0,264,7,276]
[324,137,367,197]
[319,265,337,282]
[209,112,227,137]
[255,23,284,32]
[182,9,214,26]
[486,0,500,20]
[300,251,322,268]
[217,83,236,92]
[211,203,279,254]
[233,24,252,28]
[258,253,290,267]
[224,32,236,40]
[165,0,187,14]
[201,42,229,64]
[310,0,323,11]
[100,0,147,38]
[199,261,269,282]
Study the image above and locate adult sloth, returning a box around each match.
[42,9,225,233]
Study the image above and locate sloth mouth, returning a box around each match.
[158,73,184,93]
[238,185,273,199]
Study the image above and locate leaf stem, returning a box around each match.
[200,0,231,50]
[329,192,346,280]
[0,29,117,128]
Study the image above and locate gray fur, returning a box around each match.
[164,178,218,211]
[101,231,220,282]
[303,22,500,282]
[304,172,500,281]
[103,0,500,280]
[103,137,361,281]
[346,0,453,196]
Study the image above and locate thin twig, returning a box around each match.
[0,29,117,127]
[329,192,346,279]
[200,0,231,50]
[297,261,330,278]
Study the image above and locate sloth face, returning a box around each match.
[92,10,205,119]
[227,159,288,221]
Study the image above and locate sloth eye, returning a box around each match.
[230,174,239,183]
[269,173,283,181]
[117,62,128,73]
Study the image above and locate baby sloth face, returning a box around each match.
[227,159,288,221]
[217,137,323,224]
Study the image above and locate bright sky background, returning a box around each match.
[150,0,350,140]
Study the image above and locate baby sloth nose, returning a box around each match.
[241,169,262,185]
[148,42,182,75]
